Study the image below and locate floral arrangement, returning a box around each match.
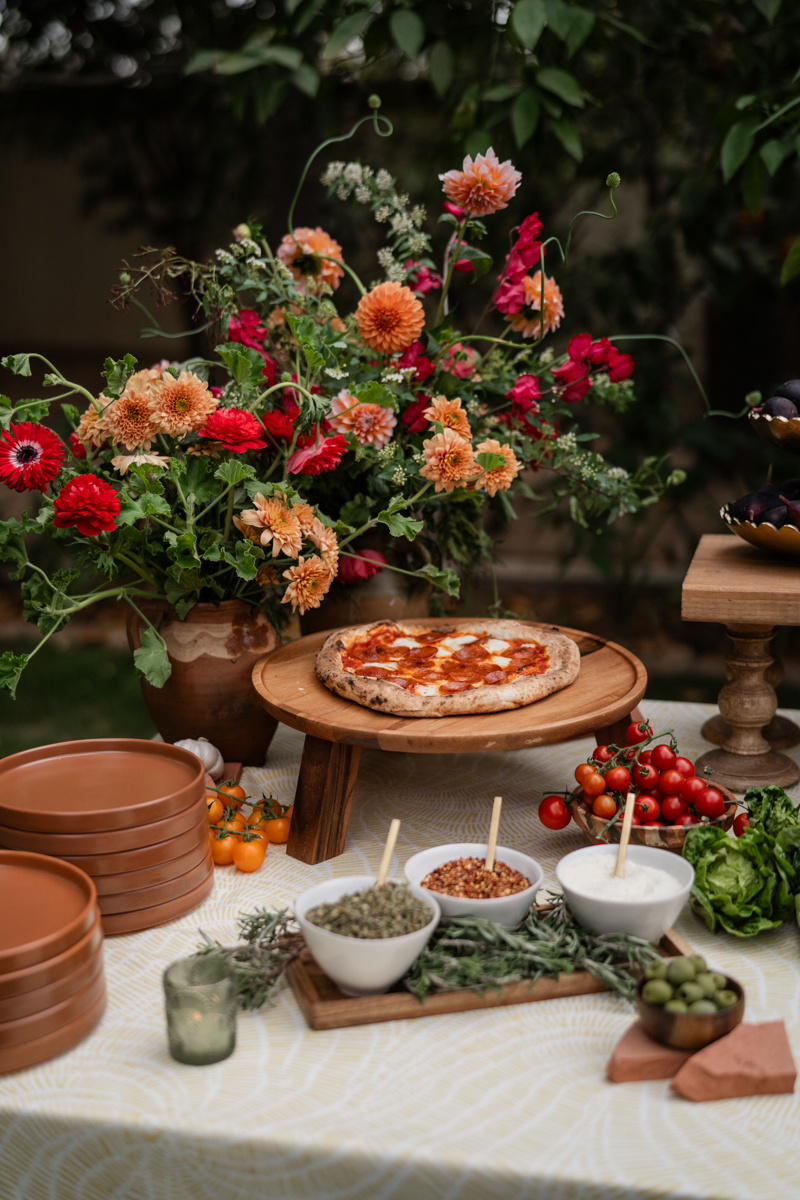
[0,108,684,698]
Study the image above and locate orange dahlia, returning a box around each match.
[474,438,520,497]
[155,370,218,437]
[103,369,162,450]
[281,554,333,614]
[290,502,316,533]
[75,403,109,449]
[423,396,471,439]
[277,227,345,294]
[308,516,339,577]
[420,427,478,493]
[234,494,303,558]
[355,282,425,354]
[328,389,397,447]
[507,272,564,339]
[439,148,521,217]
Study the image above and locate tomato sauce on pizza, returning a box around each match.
[340,625,550,696]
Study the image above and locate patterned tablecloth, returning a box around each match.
[0,699,799,1200]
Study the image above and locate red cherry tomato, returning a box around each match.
[637,749,653,765]
[659,794,688,824]
[659,769,686,796]
[626,721,653,745]
[574,763,594,786]
[629,812,641,825]
[680,776,706,804]
[582,772,606,796]
[632,762,658,790]
[642,821,664,827]
[651,744,677,772]
[604,766,631,793]
[696,787,726,819]
[539,795,572,830]
[593,745,613,764]
[674,756,694,778]
[733,811,750,837]
[675,813,700,827]
[592,794,618,819]
[634,795,660,822]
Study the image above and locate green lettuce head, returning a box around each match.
[682,824,795,937]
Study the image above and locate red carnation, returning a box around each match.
[262,404,299,442]
[402,395,430,434]
[552,359,589,386]
[607,349,635,382]
[588,337,614,365]
[227,309,277,386]
[0,422,64,493]
[338,549,387,586]
[53,474,119,537]
[198,407,267,453]
[286,434,347,476]
[568,333,593,362]
[561,379,593,404]
[506,374,541,406]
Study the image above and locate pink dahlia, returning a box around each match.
[0,422,64,493]
[286,434,347,476]
[53,474,119,537]
[440,148,521,217]
[328,390,397,448]
[198,408,267,453]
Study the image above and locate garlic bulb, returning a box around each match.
[175,737,225,779]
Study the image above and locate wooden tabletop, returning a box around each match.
[251,619,646,753]
[682,534,800,625]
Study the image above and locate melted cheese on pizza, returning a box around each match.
[341,627,550,695]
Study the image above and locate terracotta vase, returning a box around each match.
[126,599,279,765]
[299,570,430,636]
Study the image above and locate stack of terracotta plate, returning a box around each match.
[0,850,104,1073]
[0,740,213,935]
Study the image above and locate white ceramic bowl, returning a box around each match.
[403,843,543,928]
[554,844,695,942]
[294,875,440,997]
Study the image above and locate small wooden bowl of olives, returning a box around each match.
[635,954,744,1051]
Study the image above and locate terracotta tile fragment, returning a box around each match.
[670,1022,797,1102]
[607,1020,693,1083]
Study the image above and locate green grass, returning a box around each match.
[0,641,156,756]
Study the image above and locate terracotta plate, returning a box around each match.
[0,796,207,855]
[57,819,208,876]
[90,838,210,895]
[0,989,105,1076]
[0,852,97,973]
[0,942,104,1023]
[0,959,104,1049]
[0,739,204,833]
[96,851,213,915]
[101,871,215,936]
[0,912,102,1001]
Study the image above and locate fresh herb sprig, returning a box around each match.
[197,908,303,1010]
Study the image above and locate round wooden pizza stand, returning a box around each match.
[251,619,647,865]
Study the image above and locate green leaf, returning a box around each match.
[544,0,572,39]
[215,45,302,74]
[720,116,759,182]
[510,0,547,49]
[536,67,584,108]
[0,523,27,570]
[565,7,595,56]
[215,342,265,386]
[184,50,223,75]
[101,353,137,399]
[551,114,583,161]
[1,354,32,377]
[62,403,80,423]
[760,138,792,176]
[781,235,800,285]
[291,64,320,97]
[428,40,454,97]
[322,11,374,59]
[133,627,172,689]
[484,84,522,102]
[214,460,256,487]
[753,0,781,23]
[390,9,425,58]
[376,510,424,540]
[453,243,493,279]
[735,93,758,111]
[0,650,29,698]
[231,540,259,581]
[415,563,460,596]
[496,489,518,521]
[464,129,492,158]
[353,381,398,409]
[164,530,201,570]
[117,491,171,526]
[475,451,507,473]
[511,88,541,148]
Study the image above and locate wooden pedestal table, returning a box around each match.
[251,619,646,864]
[682,534,800,792]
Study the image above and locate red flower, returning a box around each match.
[286,434,347,475]
[398,342,435,384]
[402,395,430,434]
[452,251,474,274]
[0,422,64,493]
[53,474,119,537]
[494,275,526,316]
[227,309,278,387]
[552,359,589,386]
[262,406,298,442]
[494,211,544,315]
[198,407,268,453]
[512,213,544,268]
[568,333,593,362]
[561,379,593,404]
[506,374,541,406]
[209,386,224,399]
[68,432,86,461]
[405,261,442,295]
[607,350,635,382]
[443,201,464,219]
[588,337,614,365]
[338,549,387,585]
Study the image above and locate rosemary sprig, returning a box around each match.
[197,908,304,1010]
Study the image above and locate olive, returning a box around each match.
[642,979,673,1006]
[694,971,718,999]
[667,958,695,986]
[710,972,727,990]
[644,959,669,981]
[688,954,707,974]
[679,982,704,1005]
[664,999,688,1014]
[714,989,739,1010]
[688,999,718,1015]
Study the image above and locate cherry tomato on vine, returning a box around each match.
[209,830,237,865]
[650,744,677,772]
[582,772,607,797]
[674,756,694,778]
[632,762,658,790]
[629,812,641,826]
[696,788,726,819]
[675,813,700,827]
[660,794,688,824]
[218,782,247,810]
[626,721,653,745]
[574,764,595,786]
[659,769,686,796]
[263,817,291,844]
[207,798,224,826]
[221,811,246,834]
[592,794,618,819]
[637,749,653,766]
[233,838,267,873]
[593,745,613,764]
[634,795,660,822]
[733,811,751,837]
[642,821,664,828]
[539,796,573,830]
[680,776,706,804]
[604,766,631,793]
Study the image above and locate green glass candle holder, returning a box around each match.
[163,954,236,1066]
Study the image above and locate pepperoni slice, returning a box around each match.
[407,645,437,660]
[354,666,392,678]
[386,676,410,689]
[455,644,490,663]
[484,669,507,685]
[440,680,471,693]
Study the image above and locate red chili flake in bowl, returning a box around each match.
[420,857,530,899]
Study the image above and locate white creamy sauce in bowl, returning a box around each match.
[557,854,681,902]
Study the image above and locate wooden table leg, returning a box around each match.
[695,624,800,793]
[702,653,800,751]
[287,735,361,865]
[593,712,635,748]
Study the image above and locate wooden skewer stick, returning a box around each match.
[376,818,401,888]
[615,791,636,877]
[486,795,503,872]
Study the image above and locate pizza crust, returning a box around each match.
[315,619,581,718]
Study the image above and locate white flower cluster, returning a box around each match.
[355,185,371,204]
[391,213,414,235]
[376,169,393,192]
[382,371,406,384]
[375,443,396,464]
[466,398,480,414]
[324,368,347,380]
[391,466,408,485]
[321,161,345,185]
[375,205,392,223]
[408,233,428,256]
[377,247,396,271]
[215,249,234,263]
[237,238,261,256]
[556,432,578,454]
[605,466,629,481]
[539,347,554,365]
[411,205,426,225]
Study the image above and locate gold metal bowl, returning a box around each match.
[749,411,800,455]
[721,505,800,558]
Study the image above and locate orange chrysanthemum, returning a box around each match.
[419,427,478,493]
[103,369,162,450]
[308,516,339,576]
[76,403,109,449]
[423,395,471,439]
[281,554,333,614]
[507,272,564,339]
[474,438,520,497]
[155,370,218,437]
[290,502,316,533]
[277,227,345,294]
[355,282,425,354]
[439,148,521,217]
[234,493,303,558]
[328,389,397,447]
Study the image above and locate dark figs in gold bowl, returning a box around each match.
[749,411,800,455]
[570,787,738,855]
[721,505,800,559]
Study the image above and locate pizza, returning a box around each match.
[315,619,581,718]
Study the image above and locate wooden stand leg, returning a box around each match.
[287,735,361,865]
[695,624,800,793]
[593,712,635,748]
[702,654,800,751]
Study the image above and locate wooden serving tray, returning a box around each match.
[288,927,693,1031]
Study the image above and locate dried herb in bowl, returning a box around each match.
[305,882,432,939]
